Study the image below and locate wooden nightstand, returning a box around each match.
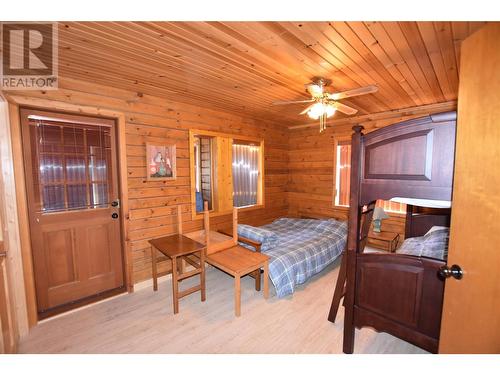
[367,231,400,252]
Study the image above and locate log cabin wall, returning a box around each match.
[5,77,289,284]
[286,108,456,241]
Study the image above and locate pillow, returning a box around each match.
[397,227,450,261]
[424,226,449,238]
[421,228,450,260]
[195,191,204,212]
[311,219,347,235]
[397,236,425,257]
[237,224,279,251]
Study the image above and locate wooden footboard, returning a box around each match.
[354,253,445,353]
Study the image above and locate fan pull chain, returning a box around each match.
[319,112,327,133]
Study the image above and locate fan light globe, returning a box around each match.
[307,102,336,119]
[325,104,336,118]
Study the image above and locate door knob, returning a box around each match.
[438,264,463,280]
[111,213,119,219]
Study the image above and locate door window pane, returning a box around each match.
[67,184,88,210]
[42,185,65,212]
[90,183,108,208]
[30,119,113,213]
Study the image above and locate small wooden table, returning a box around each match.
[218,227,262,291]
[184,229,269,317]
[149,234,206,314]
[367,231,400,252]
[207,245,269,317]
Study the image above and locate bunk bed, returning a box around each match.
[329,111,457,354]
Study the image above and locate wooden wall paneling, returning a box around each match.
[330,21,419,109]
[4,76,288,285]
[317,22,400,110]
[416,22,456,101]
[287,100,457,234]
[380,22,437,102]
[345,22,421,106]
[46,22,478,128]
[364,22,429,105]
[397,22,447,102]
[1,98,30,341]
[0,253,16,353]
[0,112,17,352]
[276,22,389,114]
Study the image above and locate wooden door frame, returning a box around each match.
[5,94,132,328]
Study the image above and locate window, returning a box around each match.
[193,135,214,212]
[29,118,113,213]
[190,130,263,218]
[334,139,406,214]
[232,142,260,208]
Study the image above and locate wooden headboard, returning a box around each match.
[359,112,457,205]
[299,213,344,221]
[405,205,451,238]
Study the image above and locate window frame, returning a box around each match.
[189,129,264,220]
[332,135,351,211]
[332,136,406,215]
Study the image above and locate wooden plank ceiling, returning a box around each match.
[58,21,485,127]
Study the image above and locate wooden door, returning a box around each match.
[439,23,500,353]
[20,109,124,314]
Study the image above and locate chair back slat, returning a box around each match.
[202,202,238,255]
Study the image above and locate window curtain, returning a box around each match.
[232,143,259,207]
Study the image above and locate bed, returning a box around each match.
[237,217,347,298]
[332,111,457,354]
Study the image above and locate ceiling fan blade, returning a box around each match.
[272,99,315,106]
[332,101,358,115]
[306,83,324,98]
[327,85,378,100]
[300,103,316,115]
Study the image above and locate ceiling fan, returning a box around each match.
[273,78,378,132]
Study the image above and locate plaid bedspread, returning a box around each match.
[238,218,348,298]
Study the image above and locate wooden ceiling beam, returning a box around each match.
[288,100,457,130]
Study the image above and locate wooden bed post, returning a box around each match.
[343,125,364,354]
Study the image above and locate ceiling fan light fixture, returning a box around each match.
[307,102,336,120]
[325,104,336,118]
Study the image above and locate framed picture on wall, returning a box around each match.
[146,143,177,181]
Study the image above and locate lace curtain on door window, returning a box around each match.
[30,119,112,212]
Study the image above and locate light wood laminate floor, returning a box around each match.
[20,259,427,354]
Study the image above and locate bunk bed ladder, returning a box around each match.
[327,200,376,323]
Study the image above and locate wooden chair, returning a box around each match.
[150,205,206,314]
[217,227,263,291]
[185,202,269,316]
